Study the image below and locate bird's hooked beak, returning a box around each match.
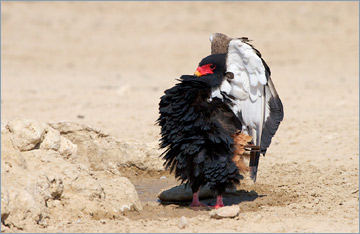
[194,68,202,77]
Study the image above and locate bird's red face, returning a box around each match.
[194,64,216,77]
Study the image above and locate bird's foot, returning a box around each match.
[210,195,224,209]
[189,201,208,207]
[189,191,209,210]
[210,204,224,209]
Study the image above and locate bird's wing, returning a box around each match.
[211,38,284,182]
[215,38,267,142]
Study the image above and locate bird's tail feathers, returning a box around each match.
[249,150,261,182]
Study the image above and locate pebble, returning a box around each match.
[209,205,240,219]
[178,216,188,229]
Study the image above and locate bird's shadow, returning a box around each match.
[159,189,264,209]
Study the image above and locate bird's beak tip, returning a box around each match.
[194,70,202,77]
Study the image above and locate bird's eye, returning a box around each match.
[210,64,216,70]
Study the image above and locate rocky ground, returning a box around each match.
[1,1,359,233]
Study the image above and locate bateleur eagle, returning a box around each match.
[158,34,283,208]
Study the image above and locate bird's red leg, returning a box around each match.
[189,191,208,207]
[211,195,224,209]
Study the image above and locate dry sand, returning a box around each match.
[1,1,359,233]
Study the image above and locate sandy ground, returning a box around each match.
[1,1,359,233]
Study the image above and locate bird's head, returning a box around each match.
[179,54,233,88]
[194,53,227,78]
[192,54,234,88]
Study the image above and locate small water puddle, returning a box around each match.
[123,169,180,203]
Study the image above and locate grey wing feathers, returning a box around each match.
[260,78,284,154]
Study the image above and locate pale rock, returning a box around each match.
[3,187,45,228]
[58,136,77,159]
[7,119,45,151]
[117,140,164,171]
[98,176,143,212]
[65,174,143,219]
[1,119,146,231]
[70,174,105,201]
[40,126,61,151]
[50,121,163,171]
[209,205,240,219]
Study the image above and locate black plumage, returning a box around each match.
[157,54,243,198]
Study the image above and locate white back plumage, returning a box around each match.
[211,38,268,145]
[209,34,284,182]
